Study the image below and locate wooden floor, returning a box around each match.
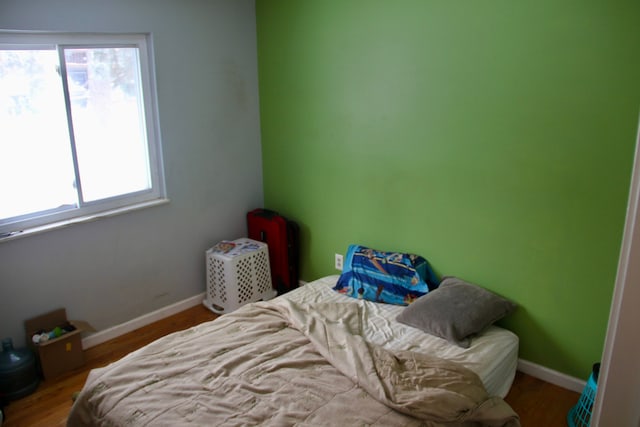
[2,304,580,427]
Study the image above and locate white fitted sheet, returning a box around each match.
[281,275,519,398]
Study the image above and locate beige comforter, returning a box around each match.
[67,300,520,426]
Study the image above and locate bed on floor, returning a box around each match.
[68,271,520,427]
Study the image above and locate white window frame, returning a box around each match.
[0,32,167,240]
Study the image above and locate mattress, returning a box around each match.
[283,275,519,398]
[68,275,521,426]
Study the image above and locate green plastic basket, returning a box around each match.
[567,373,597,427]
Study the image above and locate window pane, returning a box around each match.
[65,47,151,203]
[0,49,77,220]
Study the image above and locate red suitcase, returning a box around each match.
[247,209,299,294]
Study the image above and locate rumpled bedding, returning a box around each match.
[67,299,520,426]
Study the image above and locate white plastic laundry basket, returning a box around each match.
[203,238,276,314]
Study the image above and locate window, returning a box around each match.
[0,32,166,238]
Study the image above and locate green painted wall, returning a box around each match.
[255,0,640,379]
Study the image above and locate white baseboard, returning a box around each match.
[81,283,311,349]
[517,359,586,393]
[82,292,206,349]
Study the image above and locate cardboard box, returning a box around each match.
[24,308,94,380]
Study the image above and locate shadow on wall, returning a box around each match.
[500,307,586,379]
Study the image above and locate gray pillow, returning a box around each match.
[396,276,517,348]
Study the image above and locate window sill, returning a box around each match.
[0,198,170,243]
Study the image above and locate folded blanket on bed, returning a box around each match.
[278,300,519,426]
[67,300,520,427]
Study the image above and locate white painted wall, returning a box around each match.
[592,122,640,426]
[0,0,263,347]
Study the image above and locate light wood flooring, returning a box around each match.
[2,304,580,426]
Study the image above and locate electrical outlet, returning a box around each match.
[335,253,343,270]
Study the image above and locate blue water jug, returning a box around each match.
[0,338,39,404]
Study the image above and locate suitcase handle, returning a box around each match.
[254,209,278,219]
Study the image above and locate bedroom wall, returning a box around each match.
[0,0,263,346]
[255,1,640,379]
